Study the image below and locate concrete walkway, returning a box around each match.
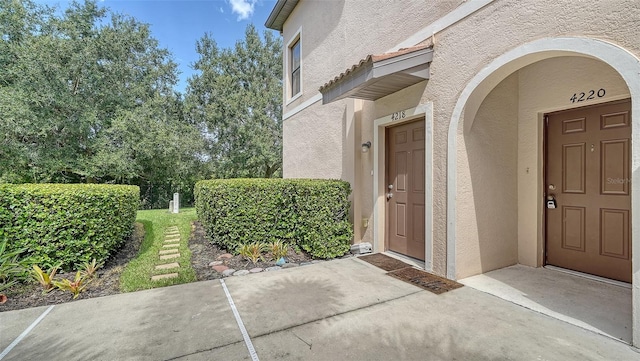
[1,258,639,360]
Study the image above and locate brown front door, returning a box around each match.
[545,99,631,283]
[386,119,425,260]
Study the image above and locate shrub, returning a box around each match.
[0,184,139,270]
[195,179,352,259]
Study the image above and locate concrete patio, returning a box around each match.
[1,258,638,360]
[460,264,632,344]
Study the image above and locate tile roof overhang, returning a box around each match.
[319,45,433,105]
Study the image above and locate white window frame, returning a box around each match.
[286,27,302,105]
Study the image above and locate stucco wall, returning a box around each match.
[278,0,640,277]
[283,101,351,180]
[455,73,519,278]
[281,0,462,181]
[451,56,630,279]
[419,0,640,276]
[281,0,463,111]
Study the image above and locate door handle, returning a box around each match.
[386,192,393,200]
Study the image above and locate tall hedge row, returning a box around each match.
[195,179,353,259]
[0,184,139,270]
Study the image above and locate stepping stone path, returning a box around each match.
[155,262,180,270]
[222,269,236,277]
[151,226,181,281]
[212,265,229,273]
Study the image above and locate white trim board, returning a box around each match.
[388,0,494,52]
[283,93,322,120]
[373,103,434,272]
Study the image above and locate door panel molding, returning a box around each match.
[600,208,630,260]
[561,206,586,252]
[600,139,629,195]
[562,143,586,194]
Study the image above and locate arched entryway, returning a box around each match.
[446,37,640,346]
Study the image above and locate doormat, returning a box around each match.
[358,253,412,271]
[387,267,463,295]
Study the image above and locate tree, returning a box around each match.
[0,0,204,208]
[185,24,283,178]
[92,93,206,208]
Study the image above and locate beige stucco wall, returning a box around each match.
[281,0,463,181]
[455,73,519,278]
[420,0,640,276]
[282,100,351,180]
[452,56,630,279]
[278,0,640,277]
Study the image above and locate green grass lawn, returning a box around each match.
[120,208,198,292]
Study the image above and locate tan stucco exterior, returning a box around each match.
[269,0,640,346]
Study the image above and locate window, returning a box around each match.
[290,38,301,97]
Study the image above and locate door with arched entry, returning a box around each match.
[545,99,631,283]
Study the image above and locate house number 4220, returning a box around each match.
[570,88,605,103]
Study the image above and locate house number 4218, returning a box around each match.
[391,111,406,121]
[570,88,605,103]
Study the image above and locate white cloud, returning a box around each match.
[229,0,257,21]
[219,7,224,13]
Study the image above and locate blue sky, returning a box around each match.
[38,0,280,92]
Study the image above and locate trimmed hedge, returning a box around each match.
[0,184,139,270]
[195,179,353,259]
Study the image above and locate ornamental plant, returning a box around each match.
[30,264,60,293]
[238,242,267,265]
[269,240,289,261]
[80,258,103,279]
[53,271,88,299]
[0,238,28,286]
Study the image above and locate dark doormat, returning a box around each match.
[358,253,412,271]
[387,267,464,294]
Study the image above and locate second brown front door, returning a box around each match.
[386,119,425,260]
[545,99,631,283]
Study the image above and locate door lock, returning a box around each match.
[386,192,393,200]
[546,195,557,209]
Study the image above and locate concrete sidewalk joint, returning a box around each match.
[220,279,260,361]
[0,305,55,360]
